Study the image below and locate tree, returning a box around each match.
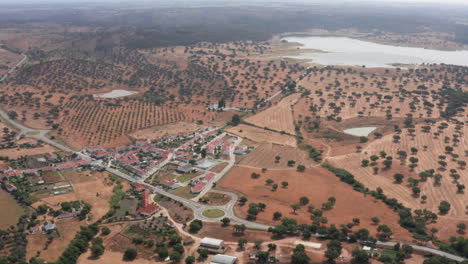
[257,251,269,263]
[101,227,111,236]
[185,256,195,264]
[325,240,342,261]
[299,196,309,205]
[221,217,231,226]
[297,165,306,172]
[157,247,169,259]
[393,173,404,184]
[239,196,248,205]
[123,248,137,261]
[402,244,414,258]
[238,238,248,249]
[91,243,105,258]
[231,114,241,126]
[438,201,451,215]
[273,211,282,220]
[457,223,466,234]
[170,251,182,262]
[197,248,209,259]
[377,225,393,241]
[291,204,300,213]
[234,224,246,234]
[371,217,380,225]
[291,244,310,264]
[351,248,369,264]
[281,181,289,188]
[189,220,203,233]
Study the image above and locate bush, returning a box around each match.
[124,248,137,261]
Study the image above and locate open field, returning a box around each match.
[226,124,297,147]
[26,218,81,262]
[0,144,57,159]
[201,192,231,205]
[238,142,313,169]
[130,121,204,140]
[245,93,300,135]
[32,171,115,221]
[0,189,24,229]
[220,166,413,241]
[0,48,22,76]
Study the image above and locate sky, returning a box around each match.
[0,0,466,5]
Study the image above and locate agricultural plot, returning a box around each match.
[245,93,300,134]
[238,142,313,169]
[226,124,297,147]
[0,189,24,229]
[220,166,412,241]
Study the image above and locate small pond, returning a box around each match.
[94,89,138,98]
[343,127,377,137]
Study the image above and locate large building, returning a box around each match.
[200,237,226,253]
[211,254,237,264]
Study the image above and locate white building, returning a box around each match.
[200,237,225,252]
[211,254,237,264]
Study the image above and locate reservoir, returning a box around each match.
[343,127,377,137]
[281,36,468,68]
[94,89,138,98]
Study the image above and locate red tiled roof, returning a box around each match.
[136,204,159,215]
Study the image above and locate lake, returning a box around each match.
[94,89,138,98]
[281,36,468,68]
[343,127,377,137]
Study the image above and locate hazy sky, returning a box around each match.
[0,0,466,5]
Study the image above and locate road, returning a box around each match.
[0,53,465,262]
[0,53,27,83]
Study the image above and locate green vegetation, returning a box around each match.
[202,209,225,218]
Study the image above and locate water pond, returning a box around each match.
[281,36,468,68]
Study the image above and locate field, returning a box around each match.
[0,189,24,229]
[35,171,116,220]
[130,121,204,140]
[200,192,231,205]
[226,124,297,147]
[0,143,57,159]
[0,48,22,76]
[245,93,300,134]
[238,142,313,169]
[219,166,413,241]
[26,218,82,262]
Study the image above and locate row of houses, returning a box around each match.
[190,173,216,194]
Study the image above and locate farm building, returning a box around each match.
[5,184,17,192]
[211,254,237,264]
[200,237,225,252]
[58,211,81,219]
[176,164,193,174]
[160,180,180,189]
[42,222,56,232]
[45,152,59,162]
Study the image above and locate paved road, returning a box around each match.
[0,54,465,262]
[0,53,27,83]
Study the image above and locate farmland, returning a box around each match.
[0,189,24,229]
[219,166,413,241]
[245,93,300,135]
[226,124,297,147]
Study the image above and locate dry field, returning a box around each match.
[219,166,413,242]
[327,120,468,239]
[0,189,24,230]
[26,218,82,262]
[245,93,300,134]
[226,124,297,147]
[1,144,57,159]
[237,142,313,169]
[32,171,115,221]
[0,48,22,76]
[130,121,204,140]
